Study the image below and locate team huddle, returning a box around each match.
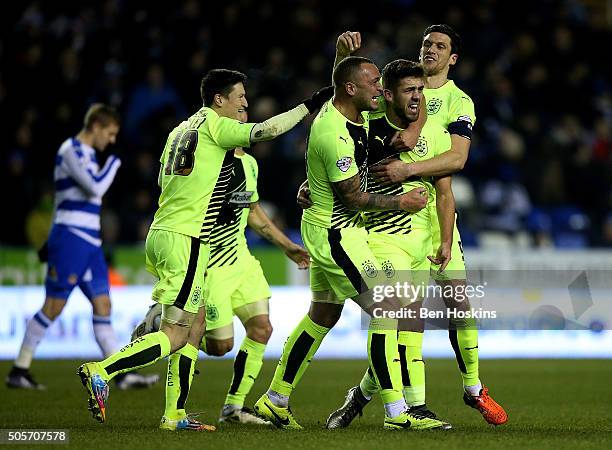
[8,23,508,432]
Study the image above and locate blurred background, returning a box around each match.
[1,0,611,359]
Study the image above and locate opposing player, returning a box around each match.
[254,56,447,430]
[326,27,508,426]
[6,104,158,391]
[76,69,333,430]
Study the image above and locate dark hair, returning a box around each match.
[332,56,375,87]
[423,24,462,55]
[382,59,424,91]
[83,103,120,130]
[200,69,247,106]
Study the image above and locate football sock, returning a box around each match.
[224,337,266,408]
[367,318,405,407]
[99,331,171,381]
[269,314,330,397]
[449,317,480,388]
[164,343,198,420]
[358,367,378,400]
[14,311,53,370]
[398,331,426,406]
[92,314,119,357]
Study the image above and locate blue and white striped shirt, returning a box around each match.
[53,138,121,247]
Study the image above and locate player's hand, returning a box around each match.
[336,31,362,56]
[303,85,334,114]
[297,180,313,209]
[371,159,414,185]
[428,243,452,273]
[398,187,427,212]
[285,243,310,269]
[390,129,419,152]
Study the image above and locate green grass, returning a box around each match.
[1,359,611,449]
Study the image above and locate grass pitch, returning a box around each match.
[1,359,611,449]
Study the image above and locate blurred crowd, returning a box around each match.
[2,0,611,249]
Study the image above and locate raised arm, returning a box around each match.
[249,86,334,143]
[332,173,427,212]
[247,201,309,269]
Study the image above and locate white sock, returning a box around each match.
[93,315,119,357]
[464,382,483,397]
[267,389,289,408]
[15,311,52,369]
[384,398,408,419]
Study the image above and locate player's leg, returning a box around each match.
[161,305,214,432]
[431,222,507,425]
[220,256,272,424]
[77,230,207,423]
[8,226,87,389]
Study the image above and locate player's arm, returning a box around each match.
[248,201,310,269]
[214,86,334,147]
[333,174,427,212]
[333,31,361,72]
[428,175,455,272]
[62,147,121,197]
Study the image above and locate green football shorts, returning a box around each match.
[204,248,271,334]
[145,228,209,315]
[429,212,466,281]
[302,221,384,307]
[367,229,432,289]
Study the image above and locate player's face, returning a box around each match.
[386,76,425,122]
[93,123,120,151]
[351,63,383,111]
[220,82,248,120]
[420,32,457,76]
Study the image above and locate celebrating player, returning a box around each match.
[254,56,448,430]
[76,69,334,430]
[6,104,158,391]
[325,26,508,427]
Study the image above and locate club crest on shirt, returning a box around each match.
[413,137,428,157]
[191,286,202,306]
[362,260,378,278]
[336,156,353,173]
[427,98,443,115]
[206,304,219,321]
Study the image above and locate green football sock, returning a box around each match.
[164,343,199,420]
[449,317,480,387]
[99,331,171,381]
[367,318,404,405]
[269,315,329,396]
[358,367,380,399]
[398,331,425,406]
[225,337,266,407]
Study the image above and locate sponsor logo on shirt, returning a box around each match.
[228,191,254,208]
[336,156,353,173]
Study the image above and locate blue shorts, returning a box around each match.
[45,225,109,300]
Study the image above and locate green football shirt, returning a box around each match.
[302,100,369,229]
[364,112,451,233]
[424,79,476,138]
[150,107,255,243]
[207,151,259,267]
